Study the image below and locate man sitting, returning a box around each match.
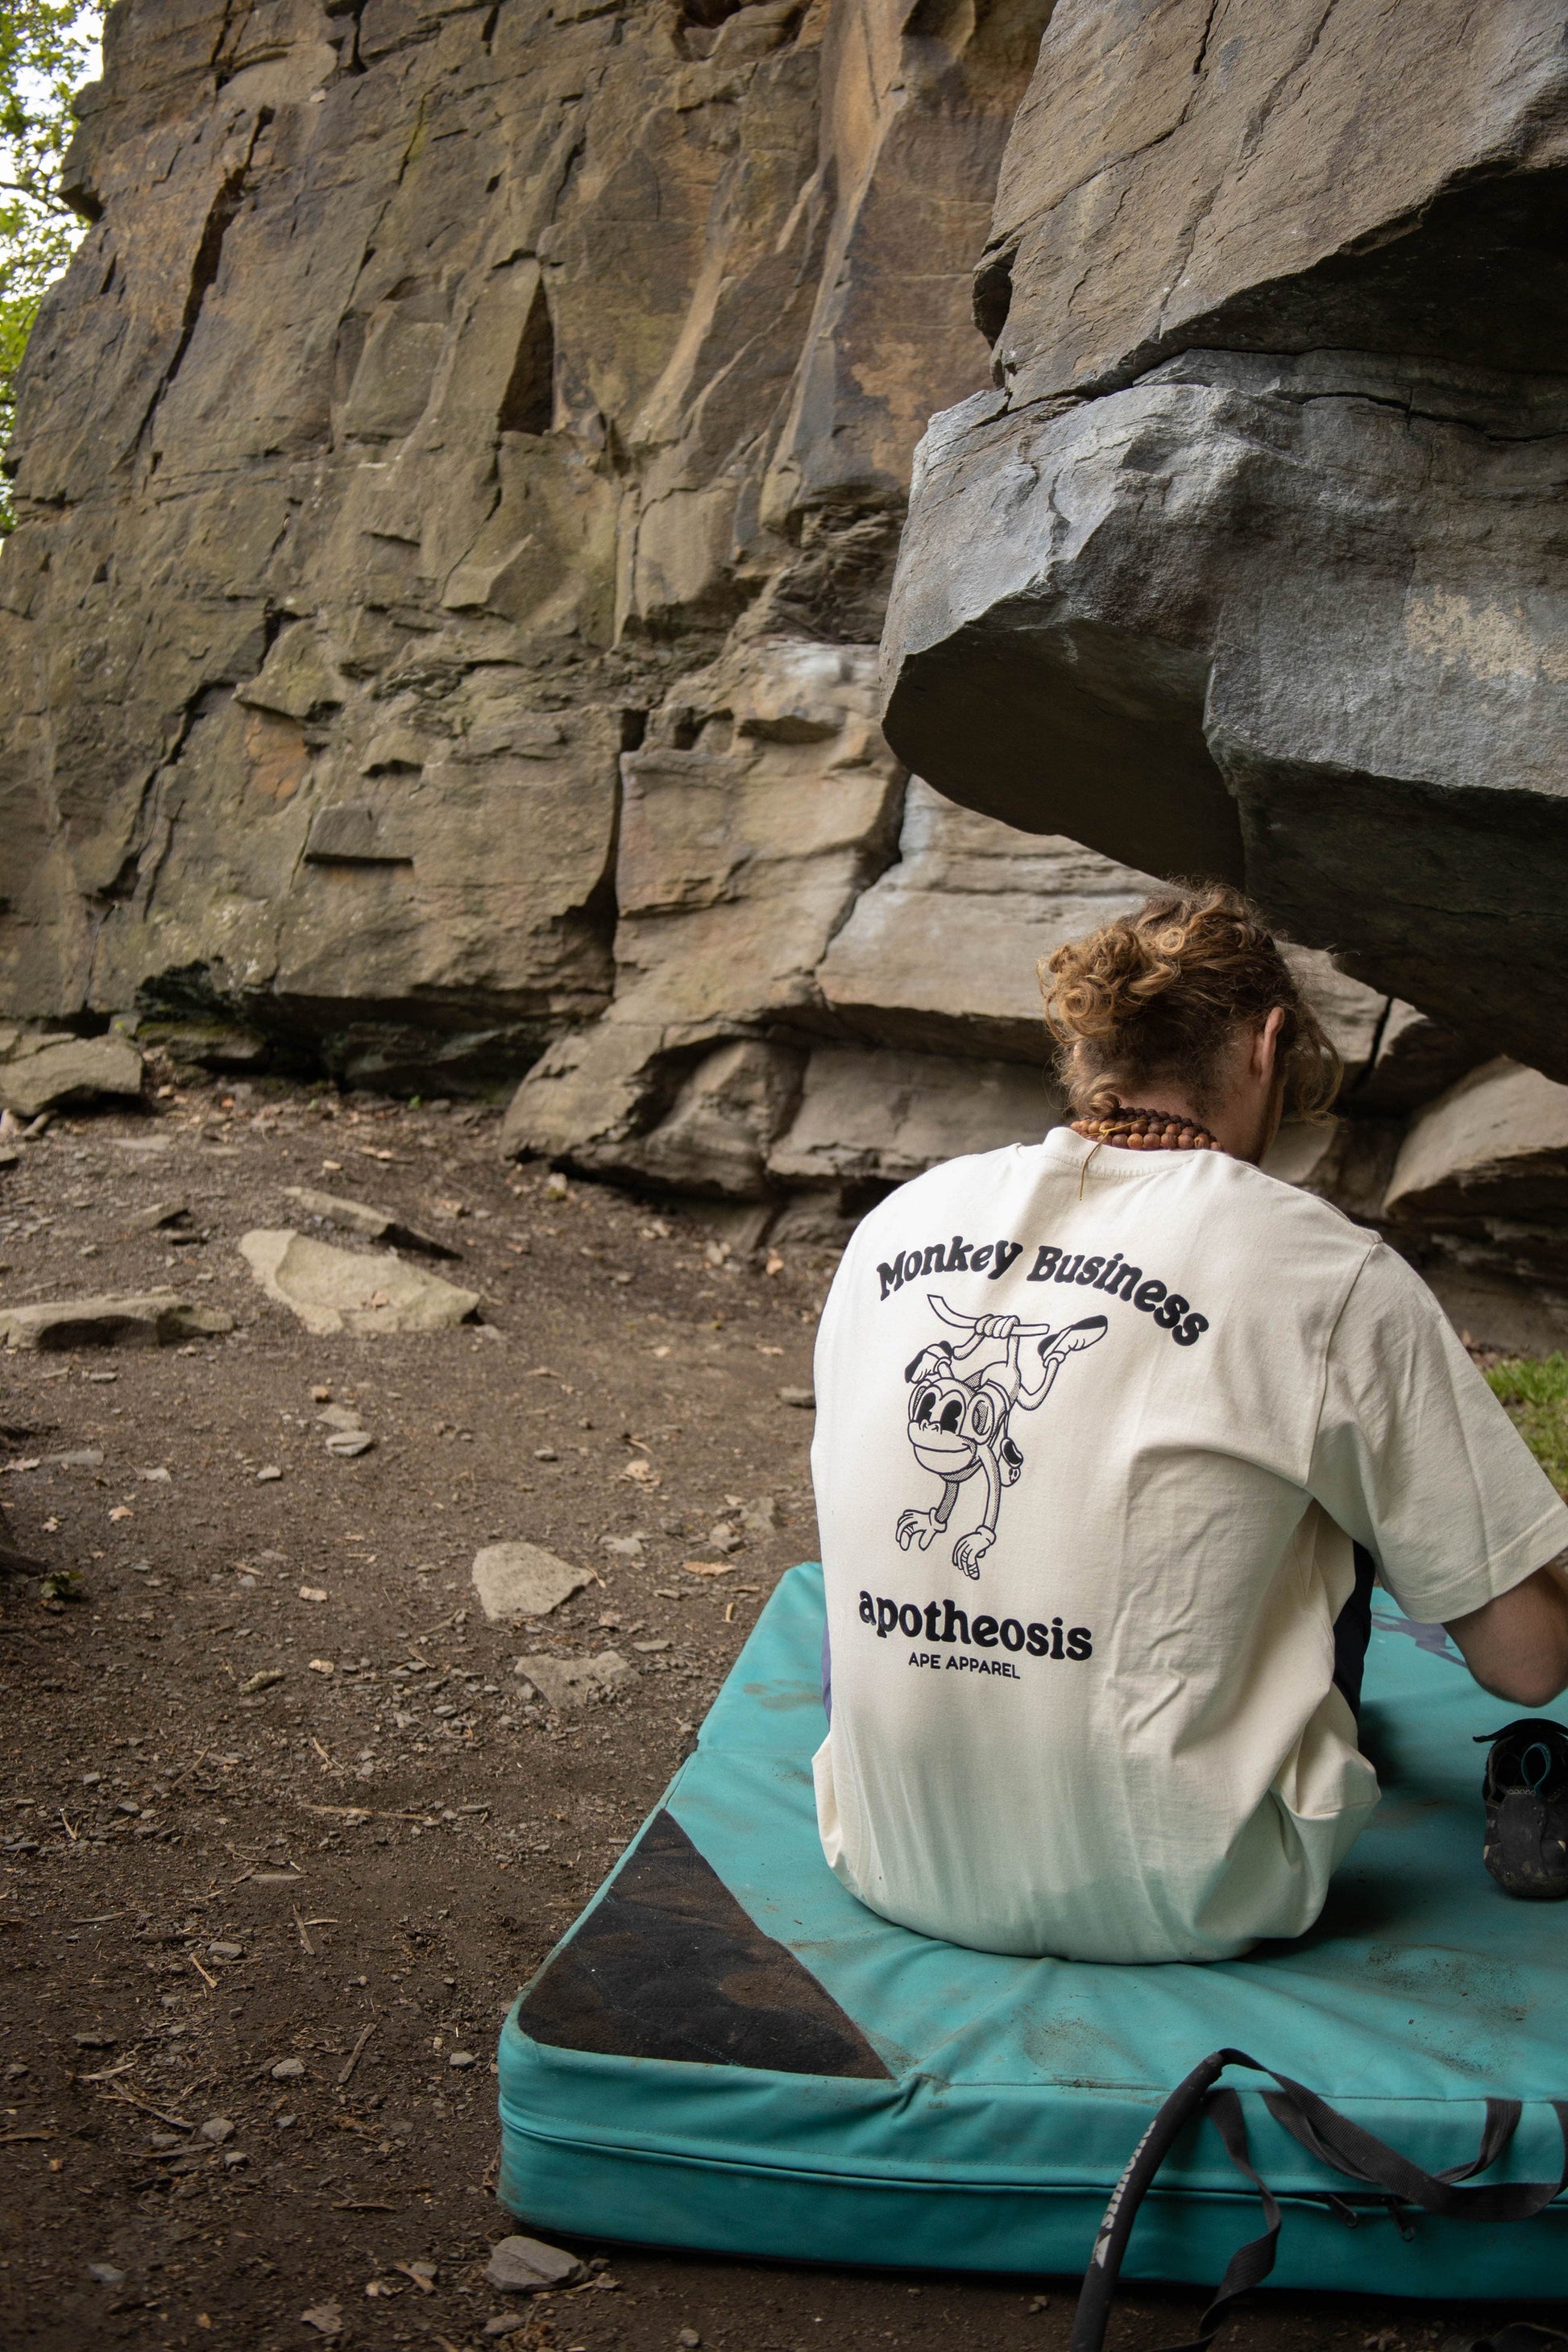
[811,886,1568,1963]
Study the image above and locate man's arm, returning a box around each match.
[1445,1550,1568,1707]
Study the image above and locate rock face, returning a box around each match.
[1382,1061,1568,1289]
[881,0,1568,1080]
[1,0,1051,1128]
[4,0,1559,1295]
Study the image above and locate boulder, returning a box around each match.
[883,0,1568,1079]
[0,1292,233,1350]
[471,1543,590,1624]
[1347,1001,1487,1119]
[1384,1063,1568,1229]
[238,1230,479,1337]
[0,1035,144,1116]
[283,1186,460,1259]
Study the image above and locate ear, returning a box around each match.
[1253,1004,1288,1082]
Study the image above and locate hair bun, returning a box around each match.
[1039,884,1341,1125]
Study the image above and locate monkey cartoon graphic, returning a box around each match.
[896,1299,1106,1577]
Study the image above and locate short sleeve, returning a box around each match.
[1309,1242,1568,1624]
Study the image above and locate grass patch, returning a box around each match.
[1485,1353,1568,1497]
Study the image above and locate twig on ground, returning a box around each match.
[99,2087,193,2130]
[337,2020,376,2087]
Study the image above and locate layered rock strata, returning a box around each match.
[1,0,1050,1118]
[2,0,1562,1341]
[881,0,1568,1081]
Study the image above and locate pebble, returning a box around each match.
[208,1942,243,1960]
[125,1201,190,1234]
[448,2050,476,2069]
[299,1587,328,1603]
[316,1404,362,1432]
[483,2320,525,2339]
[198,2116,234,2143]
[301,2300,342,2337]
[778,1386,815,1409]
[325,1431,375,1458]
[255,1466,284,1483]
[85,2262,125,2287]
[678,2332,702,2348]
[239,1669,284,1695]
[484,2235,585,2292]
[270,2056,306,2080]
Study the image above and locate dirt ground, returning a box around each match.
[0,1078,1541,2351]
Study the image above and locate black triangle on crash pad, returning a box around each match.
[516,1809,890,2079]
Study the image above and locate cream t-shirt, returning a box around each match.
[811,1128,1568,1964]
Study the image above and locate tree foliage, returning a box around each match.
[0,3,102,529]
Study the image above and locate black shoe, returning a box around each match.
[1475,1719,1568,1899]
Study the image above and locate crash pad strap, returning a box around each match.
[1070,2051,1568,2352]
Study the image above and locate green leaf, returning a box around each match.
[0,2,105,530]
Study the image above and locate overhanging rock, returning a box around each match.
[881,0,1568,1081]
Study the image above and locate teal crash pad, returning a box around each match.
[497,1564,1568,2297]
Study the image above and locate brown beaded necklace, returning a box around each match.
[1069,1103,1221,1152]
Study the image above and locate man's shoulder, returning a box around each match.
[1223,1150,1381,1251]
[848,1145,1035,1248]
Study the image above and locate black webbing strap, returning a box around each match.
[1454,2329,1568,2352]
[1068,2048,1568,2352]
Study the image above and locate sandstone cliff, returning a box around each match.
[2,0,1052,1151]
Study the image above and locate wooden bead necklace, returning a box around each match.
[1069,1104,1220,1152]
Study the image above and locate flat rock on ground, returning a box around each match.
[514,1650,637,1710]
[484,2234,585,2292]
[0,1291,233,1350]
[471,1541,591,1622]
[239,1229,480,1336]
[284,1185,459,1259]
[0,1036,145,1117]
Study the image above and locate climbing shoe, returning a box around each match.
[1476,1718,1568,1899]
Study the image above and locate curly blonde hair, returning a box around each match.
[1039,884,1341,1124]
